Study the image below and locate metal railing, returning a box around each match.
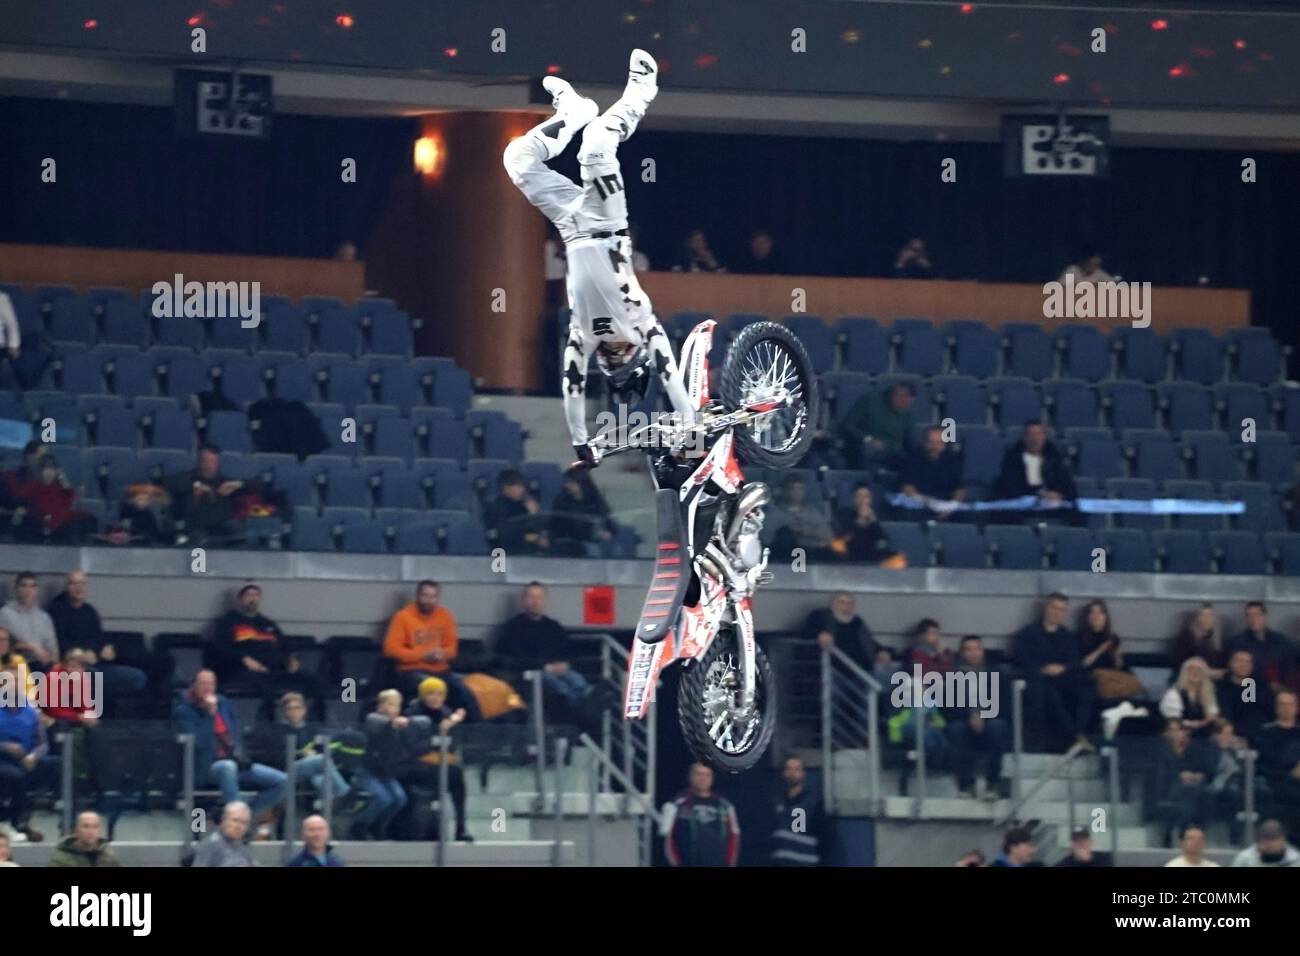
[595,634,657,816]
[578,732,663,867]
[996,739,1092,828]
[819,645,883,815]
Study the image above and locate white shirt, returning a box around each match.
[1164,856,1220,867]
[1022,451,1044,488]
[0,292,20,350]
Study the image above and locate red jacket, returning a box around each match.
[6,476,81,530]
[41,665,96,723]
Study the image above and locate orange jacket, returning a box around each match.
[383,603,458,674]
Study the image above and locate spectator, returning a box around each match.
[352,689,429,841]
[837,382,916,469]
[1151,721,1217,844]
[382,580,482,720]
[1163,824,1218,867]
[897,425,965,519]
[548,467,615,557]
[1225,602,1296,694]
[208,583,316,703]
[193,800,255,867]
[1231,819,1300,867]
[1255,691,1300,834]
[110,483,171,546]
[893,237,935,279]
[1055,826,1112,867]
[1059,248,1113,284]
[272,692,351,809]
[946,635,1010,800]
[403,677,471,842]
[0,571,57,667]
[894,619,955,766]
[993,421,1076,507]
[673,229,725,273]
[485,469,550,555]
[829,483,899,565]
[953,849,986,867]
[0,831,15,866]
[1160,658,1220,738]
[163,443,263,545]
[47,811,119,868]
[769,756,823,866]
[1217,649,1274,745]
[5,454,96,543]
[0,628,33,698]
[0,290,20,383]
[908,618,953,676]
[1077,599,1142,702]
[0,660,48,843]
[733,229,785,275]
[1011,592,1096,752]
[1208,720,1247,843]
[1172,603,1227,677]
[990,827,1036,867]
[493,582,593,708]
[764,474,834,559]
[46,570,148,699]
[41,648,99,727]
[803,592,878,673]
[172,670,288,839]
[663,763,740,867]
[285,814,345,867]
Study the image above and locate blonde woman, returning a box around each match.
[1160,657,1220,738]
[1171,604,1225,678]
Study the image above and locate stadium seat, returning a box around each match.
[1170,328,1223,385]
[262,305,310,354]
[1003,325,1055,380]
[375,471,428,510]
[987,377,1041,430]
[928,522,985,568]
[107,352,161,398]
[370,416,417,461]
[932,375,987,426]
[1213,383,1271,436]
[101,297,148,346]
[983,524,1043,570]
[209,317,258,352]
[430,364,474,415]
[316,357,371,408]
[1158,382,1215,435]
[1112,328,1168,384]
[956,425,1003,491]
[414,408,470,461]
[310,404,359,457]
[205,409,253,453]
[1043,379,1099,431]
[91,405,139,448]
[945,321,1001,379]
[1076,435,1126,482]
[1131,434,1184,483]
[153,312,205,350]
[1099,528,1155,572]
[782,316,837,373]
[87,447,147,501]
[367,311,415,357]
[1153,530,1213,574]
[215,357,264,406]
[216,451,257,480]
[339,522,387,554]
[49,294,96,344]
[1271,385,1300,443]
[1163,479,1223,532]
[61,351,108,395]
[1056,325,1110,382]
[143,406,195,451]
[1099,381,1157,432]
[1107,477,1161,530]
[290,508,335,552]
[159,353,213,398]
[1221,481,1282,534]
[892,318,945,377]
[138,448,190,480]
[839,318,891,375]
[1209,530,1268,575]
[1040,526,1099,571]
[466,409,524,461]
[316,306,362,356]
[393,522,443,556]
[1184,431,1242,483]
[267,357,316,403]
[444,514,489,555]
[821,372,875,423]
[1264,532,1300,576]
[434,471,478,511]
[1251,432,1296,487]
[375,365,425,411]
[1230,334,1282,387]
[520,461,564,506]
[878,521,928,567]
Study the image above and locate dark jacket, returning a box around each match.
[209,610,289,681]
[285,845,346,867]
[769,783,824,866]
[1216,676,1274,744]
[484,496,547,553]
[45,592,105,657]
[1225,629,1296,690]
[47,836,121,868]
[173,690,244,773]
[493,612,576,672]
[664,792,740,867]
[838,389,914,461]
[1011,622,1083,676]
[899,447,964,500]
[801,610,877,673]
[1255,721,1300,786]
[994,440,1076,500]
[832,511,896,564]
[362,712,432,777]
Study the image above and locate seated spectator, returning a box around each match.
[1255,691,1300,835]
[402,677,471,842]
[41,648,100,727]
[907,618,953,675]
[193,800,254,867]
[1161,658,1221,739]
[803,592,878,673]
[1231,818,1299,867]
[1163,824,1218,867]
[382,580,482,720]
[5,453,95,543]
[548,467,615,557]
[673,228,725,273]
[1208,720,1247,843]
[1151,721,1218,845]
[0,628,32,698]
[993,421,1076,511]
[990,827,1037,867]
[285,814,345,867]
[1171,602,1227,677]
[1217,649,1274,746]
[829,483,899,565]
[663,763,740,867]
[0,571,57,668]
[493,582,593,708]
[837,382,915,470]
[485,469,550,555]
[1078,599,1143,702]
[945,635,1010,800]
[351,690,429,841]
[163,443,264,546]
[208,583,317,704]
[769,756,824,866]
[894,619,955,764]
[46,570,148,701]
[764,474,834,559]
[1054,826,1112,867]
[892,237,935,279]
[1011,592,1096,752]
[48,811,119,868]
[897,425,966,519]
[172,670,288,840]
[1059,248,1113,284]
[272,692,351,809]
[1225,601,1296,694]
[733,229,786,275]
[108,483,172,546]
[0,660,49,843]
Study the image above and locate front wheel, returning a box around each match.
[719,320,818,469]
[677,628,776,774]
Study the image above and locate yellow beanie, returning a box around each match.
[418,676,448,697]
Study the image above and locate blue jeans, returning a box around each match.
[206,759,288,814]
[96,664,148,693]
[543,669,591,704]
[947,716,1011,791]
[295,754,350,799]
[354,769,406,832]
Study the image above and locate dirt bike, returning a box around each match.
[588,319,818,772]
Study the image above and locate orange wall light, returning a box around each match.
[413,135,443,176]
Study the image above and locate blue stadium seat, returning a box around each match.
[1184,431,1242,483]
[1106,477,1161,530]
[143,406,195,451]
[1003,325,1055,380]
[61,351,108,395]
[1209,530,1268,575]
[355,297,397,318]
[367,311,414,357]
[1251,432,1296,487]
[520,461,564,506]
[339,522,387,554]
[984,524,1042,570]
[1040,526,1099,571]
[839,318,891,376]
[49,294,96,344]
[928,523,985,568]
[1100,528,1155,572]
[1099,381,1156,432]
[414,410,469,461]
[91,405,139,448]
[945,321,1001,379]
[987,378,1042,430]
[412,457,463,490]
[1265,533,1300,576]
[1072,477,1106,530]
[1056,325,1110,382]
[782,316,836,373]
[957,425,1003,490]
[262,305,310,354]
[315,357,370,408]
[210,318,258,352]
[393,522,444,556]
[310,404,360,457]
[820,470,874,510]
[892,318,945,377]
[101,297,148,346]
[153,314,204,350]
[467,410,524,461]
[215,358,264,406]
[1,287,42,337]
[1153,530,1213,574]
[370,416,416,461]
[1170,328,1223,385]
[290,508,334,551]
[316,307,362,356]
[435,471,479,511]
[1221,481,1281,534]
[878,521,929,567]
[1230,334,1282,387]
[355,403,401,440]
[267,357,315,404]
[444,514,488,555]
[1076,435,1126,481]
[374,471,428,510]
[107,352,160,398]
[1163,479,1223,532]
[1131,434,1183,483]
[821,372,875,423]
[1213,383,1271,436]
[159,352,212,398]
[1271,385,1300,443]
[430,364,473,416]
[217,451,258,480]
[933,375,987,426]
[1044,379,1098,431]
[267,460,315,509]
[86,447,147,501]
[321,505,370,530]
[301,296,342,321]
[205,409,252,453]
[373,365,423,411]
[1113,328,1168,384]
[75,394,124,418]
[1158,382,1215,435]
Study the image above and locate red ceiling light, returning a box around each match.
[335,13,354,28]
[545,64,562,74]
[1052,72,1070,85]
[959,3,974,13]
[83,18,98,29]
[694,53,718,68]
[442,47,458,58]
[1168,63,1189,78]
[1234,39,1247,50]
[1151,18,1168,31]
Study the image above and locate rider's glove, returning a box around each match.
[573,442,600,469]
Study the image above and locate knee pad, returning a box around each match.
[578,121,617,165]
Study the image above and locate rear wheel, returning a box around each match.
[677,628,776,774]
[719,321,818,469]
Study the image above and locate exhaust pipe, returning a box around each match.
[725,482,770,549]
